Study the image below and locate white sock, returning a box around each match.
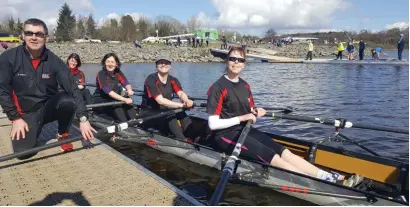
[316,170,335,182]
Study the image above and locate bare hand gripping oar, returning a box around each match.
[0,108,185,162]
[209,120,253,205]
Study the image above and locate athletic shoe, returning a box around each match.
[56,133,74,152]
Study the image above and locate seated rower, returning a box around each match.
[206,47,363,187]
[92,53,137,122]
[66,53,92,104]
[140,55,195,141]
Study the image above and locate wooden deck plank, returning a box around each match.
[0,110,201,206]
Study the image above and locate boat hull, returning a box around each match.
[88,114,407,206]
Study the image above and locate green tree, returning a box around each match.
[265,28,277,39]
[136,16,150,40]
[16,18,23,34]
[76,16,86,38]
[120,15,137,42]
[86,13,97,38]
[7,16,15,34]
[55,3,76,41]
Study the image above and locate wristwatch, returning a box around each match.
[79,116,88,123]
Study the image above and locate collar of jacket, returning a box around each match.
[102,66,120,77]
[22,41,49,61]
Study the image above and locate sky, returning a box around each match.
[1,0,409,36]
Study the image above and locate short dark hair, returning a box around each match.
[24,18,48,35]
[66,53,82,67]
[101,53,121,68]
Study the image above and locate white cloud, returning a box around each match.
[385,22,409,30]
[198,0,350,30]
[0,0,95,29]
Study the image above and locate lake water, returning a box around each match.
[81,61,409,205]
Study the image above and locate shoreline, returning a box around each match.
[0,42,406,63]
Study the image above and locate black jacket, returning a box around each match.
[398,38,405,50]
[0,44,88,121]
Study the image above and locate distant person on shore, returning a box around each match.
[371,47,383,60]
[397,34,405,60]
[305,40,313,60]
[206,35,209,47]
[335,41,345,60]
[347,42,354,60]
[192,36,196,48]
[359,40,365,60]
[0,42,8,50]
[134,40,142,48]
[177,36,181,47]
[221,35,227,50]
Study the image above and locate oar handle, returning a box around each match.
[0,108,185,163]
[0,136,83,162]
[209,120,253,205]
[86,101,124,109]
[269,112,409,134]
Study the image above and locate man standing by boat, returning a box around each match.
[397,34,405,61]
[335,41,345,60]
[0,18,96,159]
[359,40,365,60]
[305,40,313,60]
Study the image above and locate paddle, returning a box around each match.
[85,101,124,110]
[267,112,409,134]
[0,102,125,119]
[0,108,185,163]
[209,120,253,205]
[262,106,296,113]
[85,83,207,101]
[230,178,368,201]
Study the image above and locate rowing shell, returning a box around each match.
[87,113,409,206]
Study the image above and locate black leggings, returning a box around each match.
[93,97,137,122]
[12,93,76,157]
[336,51,343,59]
[139,108,195,140]
[81,88,93,105]
[212,127,286,164]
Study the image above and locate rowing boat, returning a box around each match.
[86,111,409,206]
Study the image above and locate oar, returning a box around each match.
[85,83,207,101]
[267,112,409,134]
[209,120,253,205]
[263,106,296,114]
[0,102,125,120]
[0,108,185,162]
[229,178,368,201]
[337,133,380,156]
[85,101,124,110]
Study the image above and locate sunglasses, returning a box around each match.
[228,57,246,63]
[24,31,46,38]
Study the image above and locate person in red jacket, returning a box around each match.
[0,18,95,159]
[66,53,92,104]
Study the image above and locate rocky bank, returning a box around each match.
[0,42,374,63]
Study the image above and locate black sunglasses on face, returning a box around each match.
[228,57,246,63]
[24,31,46,38]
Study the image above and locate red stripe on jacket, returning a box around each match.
[12,91,24,115]
[244,84,255,108]
[215,88,228,115]
[170,80,182,93]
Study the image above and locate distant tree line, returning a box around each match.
[0,3,407,47]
